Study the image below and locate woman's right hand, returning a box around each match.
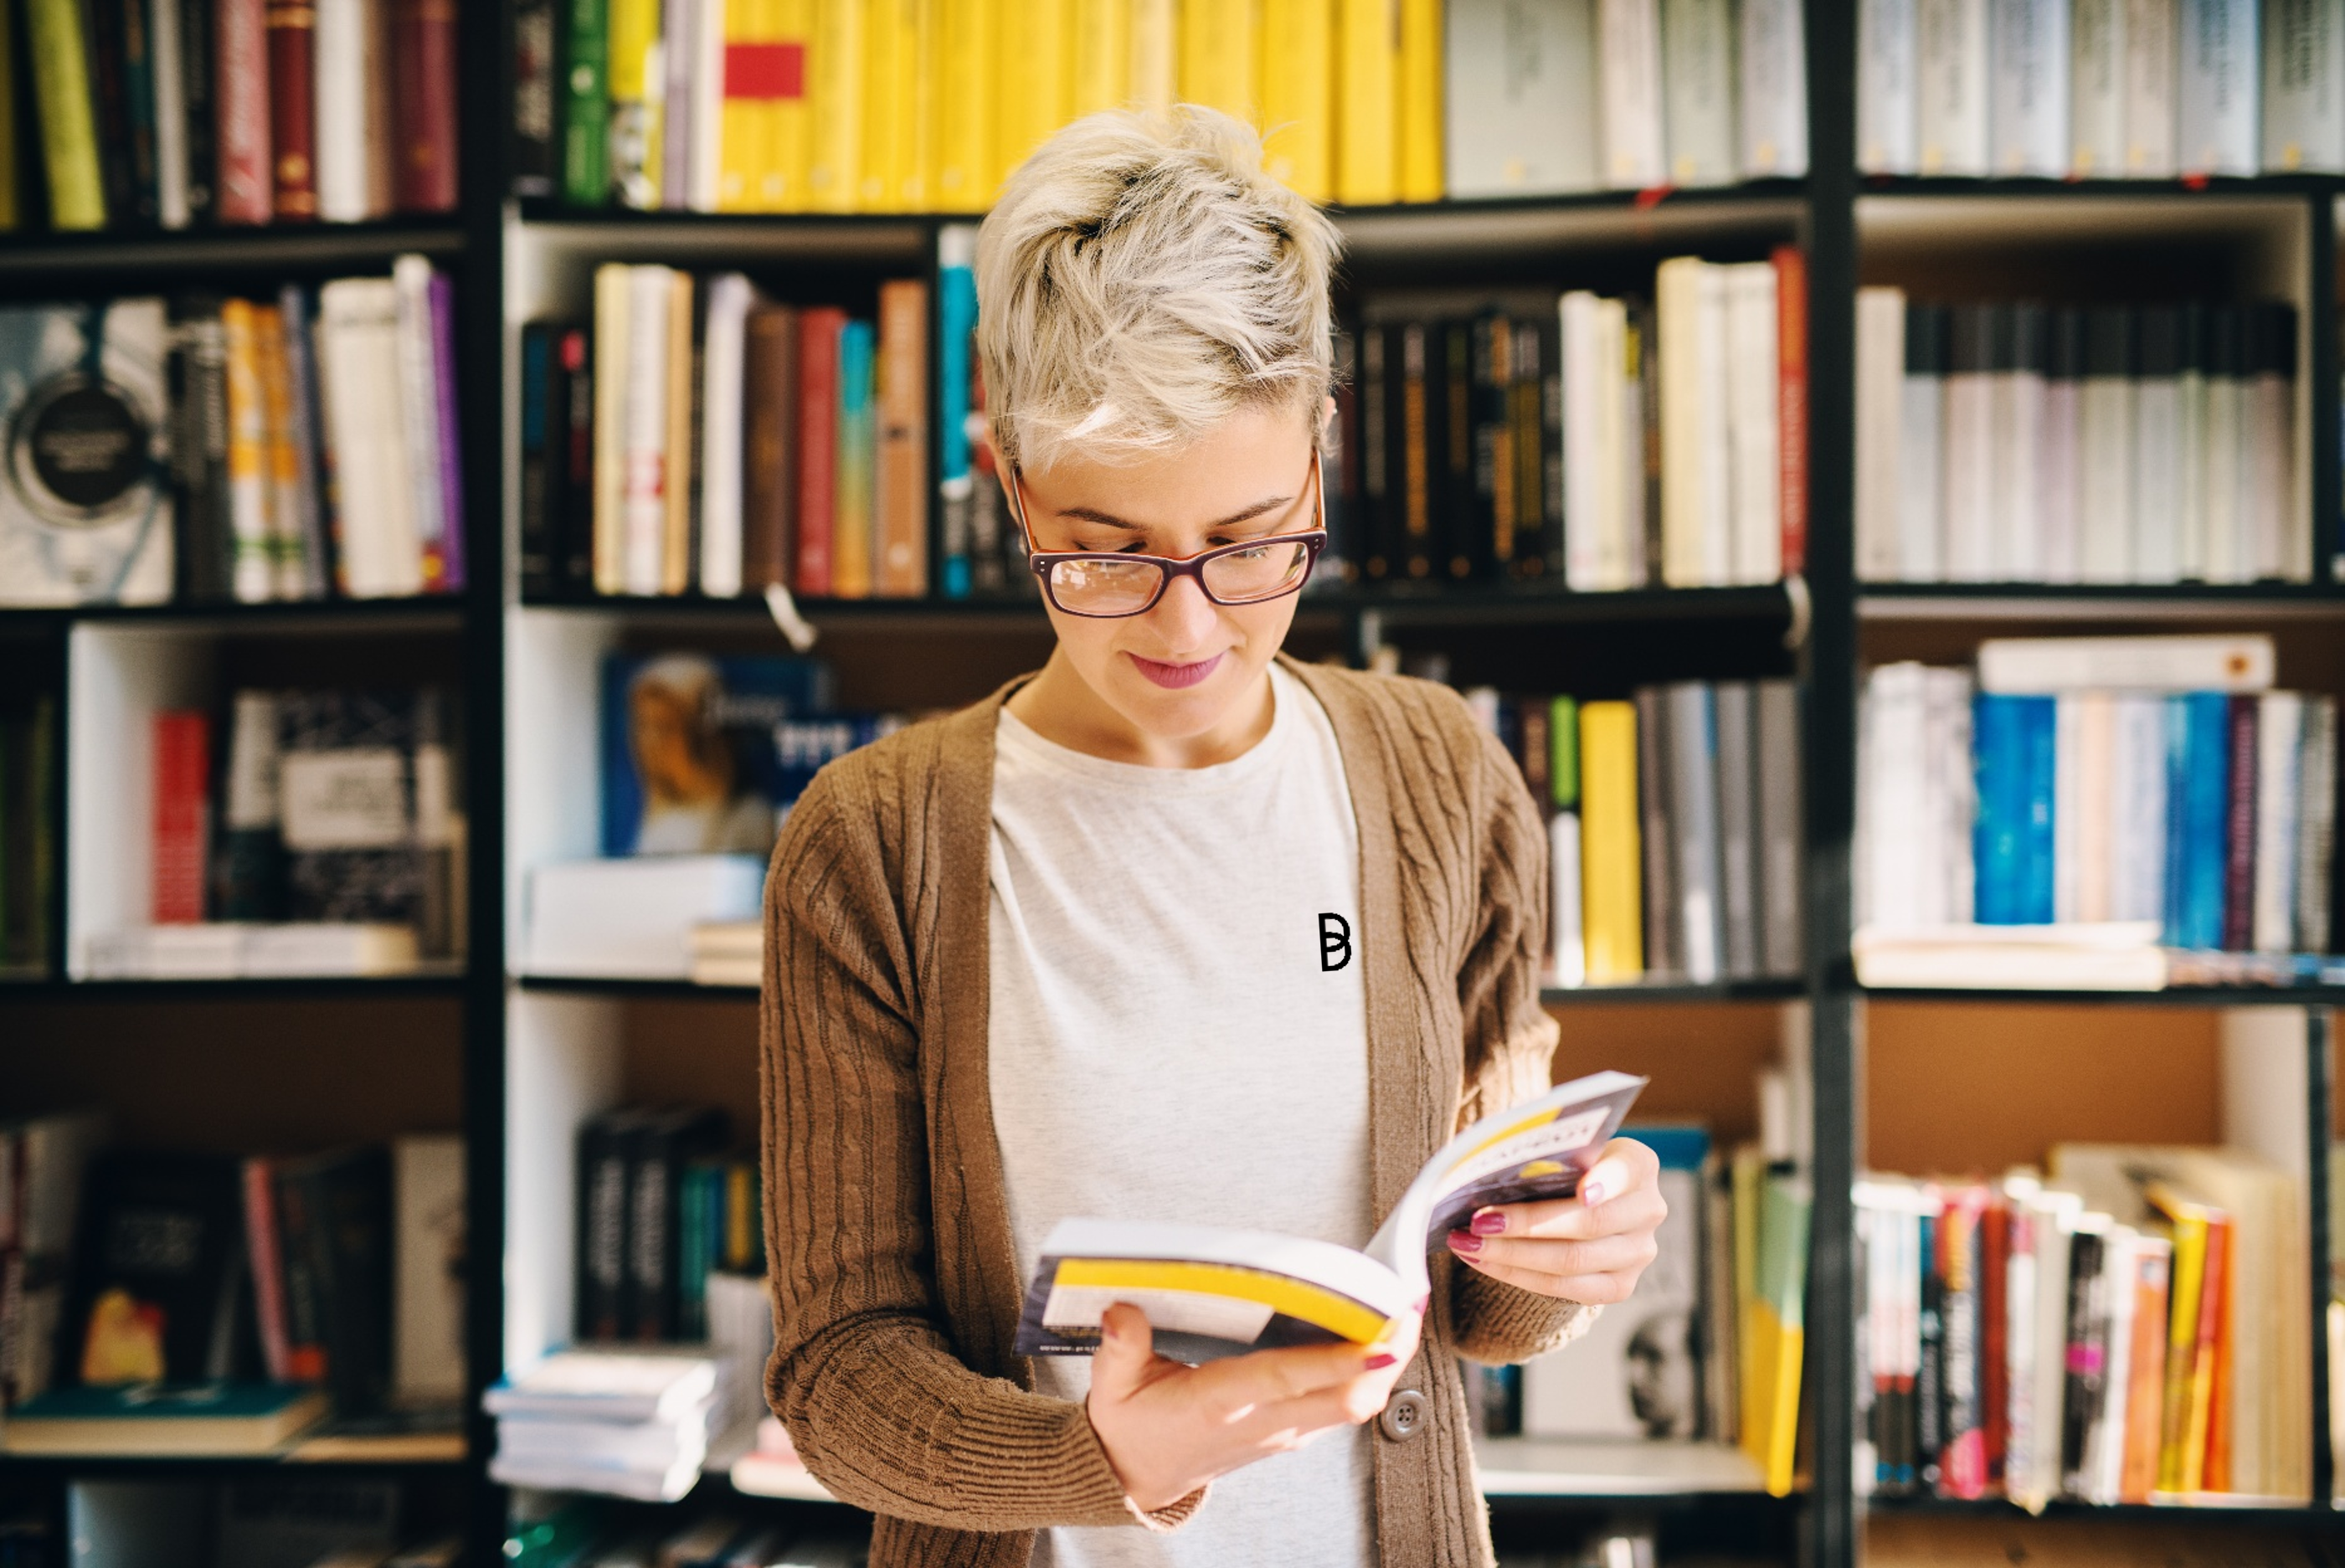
[1083,1300,1424,1513]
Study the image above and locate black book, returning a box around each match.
[624,1107,725,1342]
[2045,306,2083,386]
[166,296,233,601]
[1323,324,1358,583]
[575,1109,643,1342]
[511,0,559,197]
[1437,318,1473,581]
[1633,685,1677,977]
[116,0,157,224]
[2058,1223,2109,1498]
[1915,1206,1942,1493]
[62,1151,249,1385]
[559,326,597,595]
[1468,309,1513,581]
[2083,305,2134,381]
[3,0,53,229]
[281,1147,393,1417]
[275,688,453,933]
[1356,323,1390,579]
[78,0,135,226]
[175,0,213,222]
[1527,311,1564,578]
[518,322,560,598]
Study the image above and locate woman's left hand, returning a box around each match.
[1442,1138,1667,1304]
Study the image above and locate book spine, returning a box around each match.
[253,303,310,598]
[804,0,861,210]
[937,238,976,596]
[2124,0,2179,172]
[2070,0,2126,172]
[1859,0,1920,172]
[2178,0,2260,174]
[393,255,452,590]
[241,1158,291,1382]
[1666,682,1725,982]
[1257,0,1330,199]
[563,0,611,203]
[1990,0,2070,173]
[1597,0,1666,186]
[2251,691,2302,952]
[697,275,749,596]
[1774,247,1808,575]
[1916,1203,1943,1492]
[176,0,215,221]
[1714,682,1759,979]
[125,0,166,223]
[2297,697,2336,952]
[616,265,669,594]
[82,0,136,225]
[874,278,928,596]
[1578,701,1643,980]
[2222,692,2260,949]
[1662,0,1737,184]
[313,0,369,219]
[560,327,596,592]
[1635,684,1678,974]
[274,1164,330,1381]
[1406,323,1439,579]
[1916,0,1990,173]
[168,306,235,601]
[659,270,693,593]
[1334,0,1396,203]
[2263,0,2345,170]
[265,0,318,218]
[742,304,799,590]
[216,0,272,221]
[1473,312,1513,579]
[519,323,556,596]
[1938,1196,1985,1499]
[27,0,106,226]
[591,265,629,592]
[2118,1240,2171,1501]
[390,0,457,209]
[795,307,841,594]
[658,0,694,207]
[2058,1227,2108,1498]
[576,1119,629,1339]
[1726,264,1782,585]
[1740,0,1809,175]
[1509,322,1545,579]
[151,712,209,922]
[220,301,277,600]
[511,0,558,195]
[833,317,875,596]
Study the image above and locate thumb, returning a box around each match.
[1090,1302,1155,1397]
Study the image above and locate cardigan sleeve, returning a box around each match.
[759,758,1203,1532]
[1444,723,1599,1365]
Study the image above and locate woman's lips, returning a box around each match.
[1129,652,1225,689]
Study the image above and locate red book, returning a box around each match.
[152,712,210,923]
[242,1159,293,1382]
[2222,695,2259,951]
[265,0,318,218]
[1772,244,1808,577]
[215,0,275,224]
[391,0,459,213]
[1979,1188,2009,1487]
[2198,1212,2234,1493]
[795,307,846,596]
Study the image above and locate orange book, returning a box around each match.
[2117,1234,2171,1503]
[2179,1209,2230,1492]
[874,279,929,596]
[2197,1213,2234,1492]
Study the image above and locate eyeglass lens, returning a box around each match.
[1048,539,1314,615]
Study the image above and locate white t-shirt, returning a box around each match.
[988,664,1377,1568]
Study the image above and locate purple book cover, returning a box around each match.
[2223,694,2260,951]
[429,270,467,591]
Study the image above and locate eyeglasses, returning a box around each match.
[1007,450,1329,619]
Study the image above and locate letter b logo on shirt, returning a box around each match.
[1319,913,1352,972]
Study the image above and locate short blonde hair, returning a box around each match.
[975,105,1343,474]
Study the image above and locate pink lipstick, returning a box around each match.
[1129,652,1224,689]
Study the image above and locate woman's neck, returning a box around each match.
[1006,650,1278,769]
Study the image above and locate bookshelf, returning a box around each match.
[8,2,2345,1565]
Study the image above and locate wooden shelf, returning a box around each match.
[0,599,470,634]
[1859,584,2345,623]
[0,221,465,278]
[1543,978,1806,1005]
[1863,1492,2329,1525]
[1858,984,2345,1009]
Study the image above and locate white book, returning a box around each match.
[1992,0,2072,173]
[1662,0,1739,185]
[1859,0,1921,171]
[1900,304,1946,580]
[2111,694,2169,921]
[2070,0,2128,172]
[316,280,422,597]
[1738,0,1808,174]
[1756,679,1804,975]
[1550,812,1586,986]
[1715,682,1759,978]
[691,0,726,208]
[621,265,676,595]
[2123,0,2181,173]
[1447,0,1602,196]
[2244,311,2294,578]
[1860,663,1930,928]
[1940,307,1993,581]
[2175,315,2209,578]
[525,856,766,979]
[1926,666,1977,922]
[1991,306,2046,580]
[1854,287,1905,581]
[1916,0,1992,172]
[2077,311,2135,583]
[2263,0,2345,169]
[2203,315,2245,581]
[1725,263,1781,585]
[1598,0,1669,185]
[697,273,753,597]
[2018,1191,2082,1512]
[391,256,449,589]
[2253,691,2303,952]
[393,1134,466,1406]
[1976,632,2277,691]
[486,1350,719,1424]
[316,0,371,221]
[1657,260,1732,587]
[1620,310,1649,584]
[592,264,631,594]
[1561,292,1611,589]
[2296,697,2337,949]
[2053,696,2085,922]
[2132,308,2183,581]
[2088,1226,2138,1504]
[2039,315,2083,581]
[2178,0,2261,172]
[151,0,188,227]
[2076,692,2119,921]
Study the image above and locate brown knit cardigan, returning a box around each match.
[759,655,1594,1568]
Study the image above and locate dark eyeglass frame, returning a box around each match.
[1006,449,1330,619]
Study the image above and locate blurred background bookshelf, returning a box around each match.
[7,0,2345,1565]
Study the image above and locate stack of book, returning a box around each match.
[518,0,1808,213]
[1466,681,1802,990]
[1859,0,2345,177]
[521,268,927,601]
[3,0,458,233]
[486,1349,717,1501]
[1,1134,463,1454]
[1854,292,2301,585]
[1855,635,2338,976]
[506,1503,865,1567]
[573,1105,763,1348]
[687,922,759,988]
[0,260,467,609]
[0,691,55,977]
[88,685,465,979]
[1853,1144,2310,1506]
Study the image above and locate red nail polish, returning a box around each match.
[1447,1231,1482,1255]
[1364,1352,1397,1370]
[1470,1211,1506,1236]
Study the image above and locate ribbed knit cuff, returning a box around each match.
[1450,1270,1598,1365]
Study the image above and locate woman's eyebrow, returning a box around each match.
[1054,495,1294,531]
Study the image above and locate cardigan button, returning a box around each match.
[1379,1389,1428,1442]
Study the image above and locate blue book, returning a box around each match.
[599,653,836,857]
[2163,691,2231,949]
[1,1383,330,1455]
[1973,694,2057,923]
[937,241,980,600]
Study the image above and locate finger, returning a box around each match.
[1455,1231,1658,1278]
[1251,1365,1406,1439]
[1455,1253,1648,1305]
[1089,1302,1158,1400]
[1472,1182,1668,1242]
[1190,1335,1400,1415]
[1580,1137,1658,1206]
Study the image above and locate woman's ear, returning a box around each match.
[1320,394,1337,441]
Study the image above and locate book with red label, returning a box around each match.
[794,306,845,596]
[264,0,317,218]
[152,711,210,923]
[1772,244,1808,574]
[240,1158,294,1383]
[389,0,456,212]
[214,0,272,222]
[874,280,928,598]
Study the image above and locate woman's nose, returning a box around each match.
[1146,571,1220,645]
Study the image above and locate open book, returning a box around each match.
[1013,1070,1647,1363]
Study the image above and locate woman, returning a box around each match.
[760,107,1669,1568]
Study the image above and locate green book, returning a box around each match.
[1549,694,1580,812]
[561,0,610,205]
[24,0,102,228]
[1,1383,330,1455]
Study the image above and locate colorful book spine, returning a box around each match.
[1973,693,2056,923]
[265,0,319,218]
[1579,700,1643,981]
[220,300,276,600]
[563,0,612,203]
[795,305,844,594]
[833,317,876,596]
[937,226,978,597]
[428,267,466,589]
[216,0,273,221]
[874,280,928,594]
[27,0,107,227]
[152,712,210,923]
[393,0,460,210]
